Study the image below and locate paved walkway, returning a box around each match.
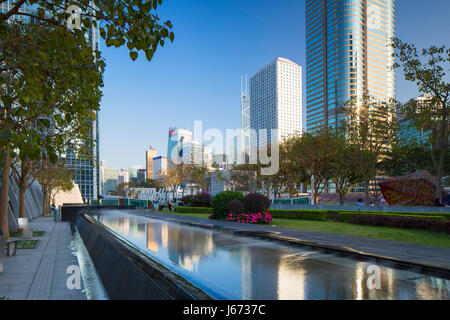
[0,217,86,300]
[137,211,450,271]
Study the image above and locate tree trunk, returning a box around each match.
[364,178,370,206]
[42,187,48,216]
[314,186,319,205]
[0,149,11,240]
[436,119,447,203]
[19,181,26,218]
[339,190,345,205]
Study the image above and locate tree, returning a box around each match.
[393,38,450,202]
[35,160,74,215]
[0,0,174,62]
[11,156,40,218]
[161,166,184,200]
[0,23,104,237]
[283,129,337,205]
[380,139,450,178]
[342,95,399,205]
[1,0,175,237]
[185,164,210,194]
[328,135,363,205]
[116,182,128,198]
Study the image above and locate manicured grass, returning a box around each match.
[161,211,210,219]
[271,219,450,248]
[17,240,40,249]
[9,231,45,237]
[163,211,450,248]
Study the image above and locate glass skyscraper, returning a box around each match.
[305,0,395,132]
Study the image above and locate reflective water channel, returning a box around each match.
[93,211,449,300]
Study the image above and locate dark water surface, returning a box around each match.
[94,211,449,300]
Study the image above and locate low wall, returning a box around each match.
[60,205,136,223]
[74,213,212,300]
[271,203,450,213]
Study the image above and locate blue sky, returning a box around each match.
[100,0,450,169]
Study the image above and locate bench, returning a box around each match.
[5,240,18,257]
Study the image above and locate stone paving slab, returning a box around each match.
[0,217,86,300]
[136,211,450,271]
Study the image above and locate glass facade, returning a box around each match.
[305,0,396,132]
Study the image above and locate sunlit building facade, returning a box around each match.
[250,57,303,151]
[305,0,396,132]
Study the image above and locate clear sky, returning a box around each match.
[99,0,450,169]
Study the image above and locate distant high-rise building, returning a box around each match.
[305,0,396,132]
[167,128,193,166]
[101,165,119,195]
[137,169,147,183]
[153,156,168,180]
[398,94,433,144]
[241,74,251,157]
[145,147,158,181]
[250,57,303,150]
[128,165,143,181]
[118,169,129,185]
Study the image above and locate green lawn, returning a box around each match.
[9,231,45,238]
[162,211,450,248]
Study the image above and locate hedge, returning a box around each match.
[348,214,450,234]
[268,209,450,234]
[175,206,213,214]
[269,209,450,221]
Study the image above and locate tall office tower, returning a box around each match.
[305,0,396,132]
[167,128,193,166]
[241,75,251,158]
[145,148,158,181]
[153,156,168,180]
[250,58,303,150]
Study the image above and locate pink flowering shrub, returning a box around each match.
[225,212,272,225]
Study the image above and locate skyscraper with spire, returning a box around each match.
[241,74,251,159]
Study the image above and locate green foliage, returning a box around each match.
[341,95,399,204]
[175,206,213,214]
[211,191,244,219]
[380,140,450,177]
[226,200,246,214]
[0,22,104,161]
[243,193,271,213]
[393,38,450,201]
[0,0,174,62]
[128,179,163,189]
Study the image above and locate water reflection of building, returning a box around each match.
[166,226,214,272]
[240,246,281,300]
[277,255,306,300]
[145,222,214,272]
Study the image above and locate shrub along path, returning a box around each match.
[139,210,450,270]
